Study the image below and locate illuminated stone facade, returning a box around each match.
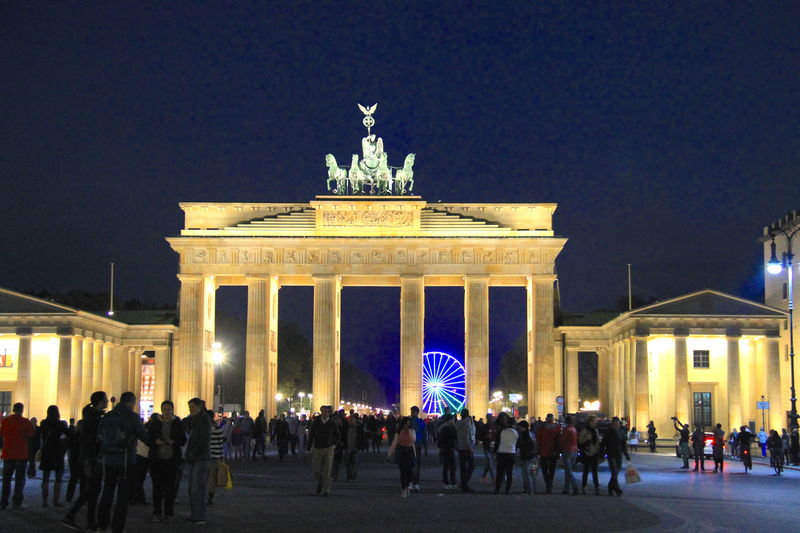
[0,288,176,420]
[166,196,566,418]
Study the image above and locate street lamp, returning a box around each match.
[768,224,799,431]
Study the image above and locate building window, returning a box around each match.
[0,391,11,416]
[693,392,712,427]
[693,350,710,368]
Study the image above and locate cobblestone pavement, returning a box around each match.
[1,449,795,533]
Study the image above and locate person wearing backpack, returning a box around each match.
[96,391,151,533]
[61,391,109,531]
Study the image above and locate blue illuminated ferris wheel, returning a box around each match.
[422,351,466,416]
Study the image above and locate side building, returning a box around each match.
[0,288,176,420]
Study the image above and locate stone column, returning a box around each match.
[14,332,32,411]
[102,342,112,393]
[153,346,170,410]
[176,274,206,410]
[130,348,142,411]
[565,347,579,413]
[674,332,690,423]
[727,332,742,431]
[312,275,341,410]
[56,335,73,418]
[109,344,126,403]
[597,348,608,414]
[70,336,83,419]
[81,337,95,403]
[92,340,103,391]
[634,336,650,429]
[626,338,636,421]
[766,335,782,431]
[608,344,619,416]
[400,275,424,414]
[465,276,489,419]
[245,276,280,416]
[527,275,556,419]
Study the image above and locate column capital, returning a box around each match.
[15,327,33,337]
[399,274,425,280]
[527,274,557,283]
[177,273,203,283]
[673,328,690,338]
[464,274,490,281]
[725,328,742,339]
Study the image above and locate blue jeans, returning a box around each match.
[1,459,27,506]
[188,460,210,521]
[519,459,533,493]
[562,452,578,492]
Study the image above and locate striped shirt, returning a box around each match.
[210,426,224,460]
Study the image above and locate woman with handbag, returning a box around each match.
[39,405,68,507]
[578,415,602,495]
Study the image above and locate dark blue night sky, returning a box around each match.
[2,3,799,390]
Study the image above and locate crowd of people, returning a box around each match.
[2,395,799,532]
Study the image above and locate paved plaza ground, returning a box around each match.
[0,449,797,533]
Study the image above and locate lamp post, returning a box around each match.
[298,391,306,411]
[768,224,799,430]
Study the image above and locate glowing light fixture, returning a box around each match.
[767,239,783,275]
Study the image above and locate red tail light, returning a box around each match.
[705,439,714,446]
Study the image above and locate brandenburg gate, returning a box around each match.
[166,105,566,418]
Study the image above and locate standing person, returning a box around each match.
[330,410,346,481]
[767,429,784,474]
[0,402,35,510]
[536,413,561,494]
[61,391,109,531]
[274,414,290,462]
[691,425,706,471]
[628,427,640,453]
[287,412,299,456]
[479,413,497,485]
[646,421,657,453]
[409,406,426,492]
[578,415,602,495]
[712,423,725,473]
[96,391,151,533]
[601,417,630,496]
[207,411,224,506]
[148,400,186,522]
[560,415,579,496]
[297,414,308,459]
[437,416,457,489]
[26,417,41,479]
[184,398,212,524]
[781,429,791,464]
[39,405,68,507]
[65,419,81,503]
[387,417,416,498]
[493,413,518,495]
[728,428,739,459]
[516,420,535,495]
[386,411,397,449]
[343,414,362,482]
[455,408,476,493]
[221,414,234,461]
[252,410,267,460]
[757,427,768,457]
[673,418,690,469]
[308,406,340,496]
[238,411,254,460]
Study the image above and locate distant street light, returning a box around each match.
[768,223,799,431]
[212,341,224,407]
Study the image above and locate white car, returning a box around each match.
[675,432,716,458]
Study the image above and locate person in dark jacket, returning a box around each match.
[646,421,657,453]
[26,417,40,479]
[252,410,267,460]
[691,425,706,471]
[437,416,457,489]
[308,406,341,496]
[343,414,364,482]
[516,420,536,495]
[39,405,68,507]
[65,419,81,503]
[673,417,690,469]
[61,391,109,531]
[96,392,151,533]
[148,400,187,522]
[184,398,212,524]
[274,414,290,462]
[601,417,630,496]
